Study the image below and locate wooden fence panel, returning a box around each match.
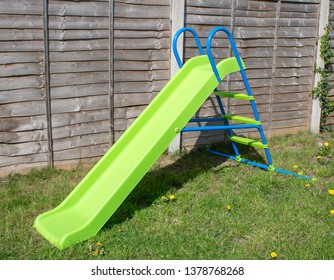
[48,0,111,167]
[272,1,318,133]
[0,0,48,175]
[113,0,171,140]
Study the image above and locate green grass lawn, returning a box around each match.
[1,130,334,260]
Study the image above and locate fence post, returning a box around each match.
[109,0,115,145]
[168,0,185,153]
[43,0,54,167]
[311,0,330,133]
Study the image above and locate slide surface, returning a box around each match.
[34,55,242,249]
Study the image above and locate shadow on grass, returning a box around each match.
[103,142,264,229]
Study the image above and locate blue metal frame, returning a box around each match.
[208,150,314,180]
[172,27,204,69]
[172,26,314,181]
[182,124,260,132]
[206,27,273,166]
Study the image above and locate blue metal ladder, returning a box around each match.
[173,26,314,181]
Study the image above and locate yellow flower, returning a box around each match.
[305,183,310,188]
[330,209,334,215]
[316,155,321,159]
[169,195,176,201]
[324,142,329,147]
[92,249,99,256]
[97,242,103,247]
[328,189,334,196]
[293,165,299,169]
[298,171,303,175]
[227,205,232,211]
[270,252,278,259]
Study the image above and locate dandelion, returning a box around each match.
[324,142,329,147]
[305,183,310,188]
[97,242,103,247]
[227,205,232,211]
[92,249,99,256]
[316,155,321,160]
[330,209,334,215]
[293,165,299,169]
[298,171,303,175]
[270,252,278,259]
[328,189,334,196]
[169,195,176,201]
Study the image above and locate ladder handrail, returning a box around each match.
[172,27,204,68]
[206,26,245,83]
[206,26,261,122]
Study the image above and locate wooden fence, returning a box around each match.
[0,0,322,175]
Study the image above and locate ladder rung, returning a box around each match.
[223,114,261,125]
[230,136,268,149]
[216,91,254,101]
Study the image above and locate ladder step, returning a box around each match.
[230,136,268,149]
[223,114,261,125]
[216,91,254,101]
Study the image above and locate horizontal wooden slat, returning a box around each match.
[1,52,44,64]
[0,0,43,15]
[0,14,42,28]
[49,39,109,52]
[50,50,108,62]
[49,15,109,30]
[0,130,47,144]
[0,88,45,104]
[49,30,110,41]
[0,76,44,91]
[114,3,170,19]
[114,38,169,50]
[53,132,110,152]
[0,29,44,41]
[114,80,166,94]
[50,72,109,87]
[49,1,109,17]
[0,63,44,78]
[0,100,46,117]
[53,144,109,161]
[51,83,109,99]
[115,60,169,71]
[0,141,48,156]
[114,18,170,31]
[51,95,110,114]
[51,110,110,129]
[0,154,47,168]
[116,0,170,6]
[115,70,168,82]
[52,120,110,139]
[0,41,43,52]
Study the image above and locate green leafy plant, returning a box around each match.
[312,24,334,131]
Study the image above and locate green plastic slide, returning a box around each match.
[34,55,242,249]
